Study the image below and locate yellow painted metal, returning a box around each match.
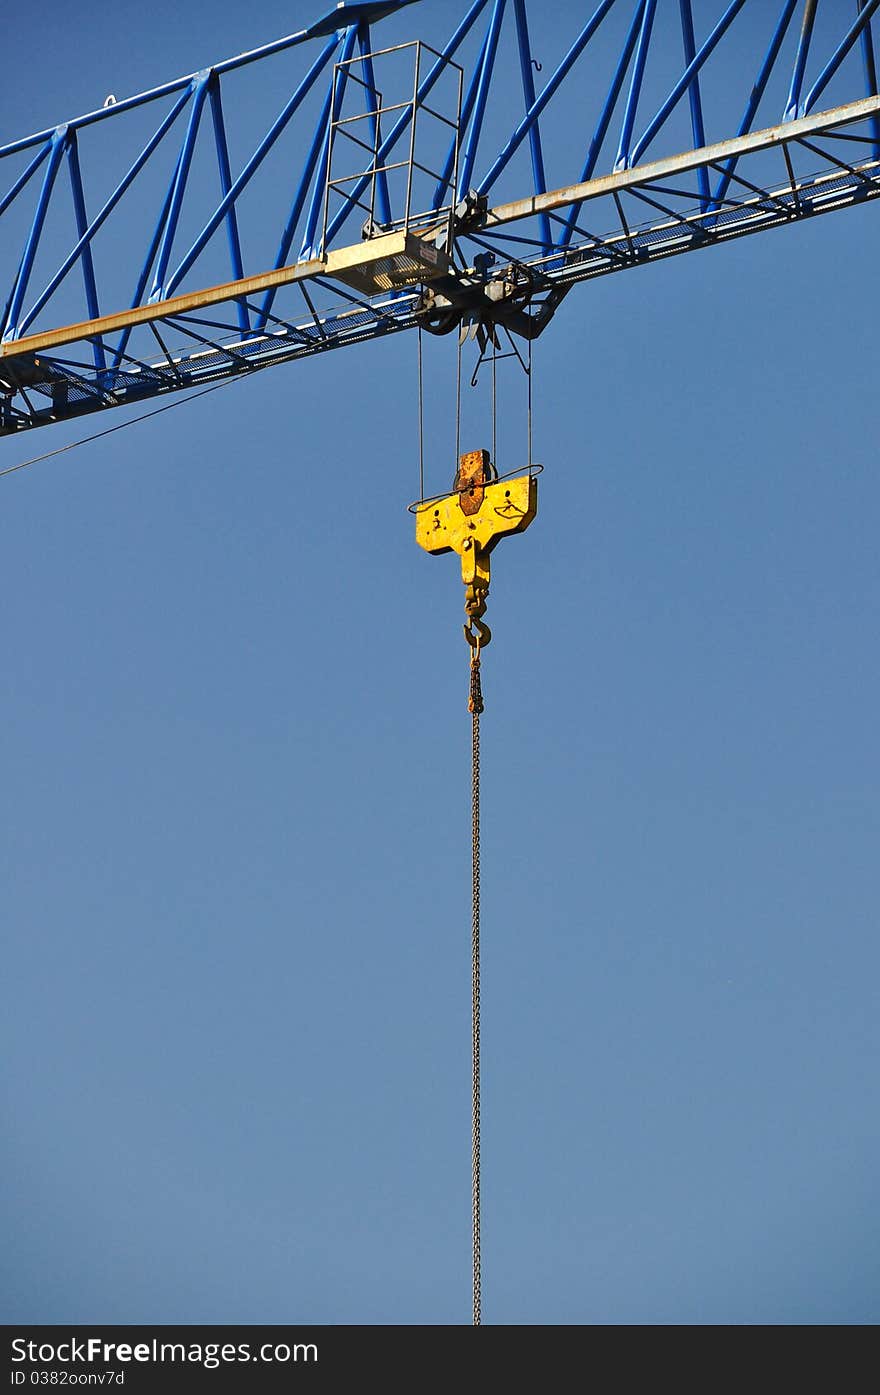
[0,258,321,361]
[415,458,537,647]
[0,228,446,362]
[484,92,880,231]
[415,469,536,576]
[325,229,451,295]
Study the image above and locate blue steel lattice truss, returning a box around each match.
[2,0,880,435]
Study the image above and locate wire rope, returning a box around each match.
[417,324,425,501]
[0,375,244,480]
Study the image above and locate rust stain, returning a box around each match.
[455,449,492,517]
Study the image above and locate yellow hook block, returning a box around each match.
[415,450,537,584]
[414,450,538,649]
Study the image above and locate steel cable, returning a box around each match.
[0,374,244,480]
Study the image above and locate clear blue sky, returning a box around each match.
[2,1,878,1325]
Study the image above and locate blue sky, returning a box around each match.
[2,0,879,1325]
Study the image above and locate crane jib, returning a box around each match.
[2,0,880,435]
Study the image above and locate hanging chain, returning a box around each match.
[416,324,537,1326]
[468,644,483,1326]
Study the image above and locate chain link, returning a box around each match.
[469,652,482,1326]
[468,651,484,715]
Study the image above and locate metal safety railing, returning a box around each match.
[321,40,463,258]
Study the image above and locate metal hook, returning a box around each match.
[464,614,492,648]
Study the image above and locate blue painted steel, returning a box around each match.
[208,78,250,333]
[300,24,360,257]
[678,0,710,210]
[457,0,506,197]
[512,0,550,250]
[0,143,50,221]
[556,1,644,250]
[631,0,746,168]
[149,75,212,303]
[784,0,819,119]
[112,174,184,376]
[431,20,487,210]
[477,0,617,197]
[0,1,417,161]
[166,37,340,298]
[614,0,658,171]
[2,129,68,342]
[803,0,880,114]
[65,136,106,375]
[709,0,798,214]
[19,89,194,337]
[859,0,880,157]
[257,63,340,328]
[357,28,394,229]
[0,77,207,163]
[2,0,880,437]
[322,0,490,246]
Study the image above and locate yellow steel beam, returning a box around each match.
[0,259,322,360]
[7,91,878,363]
[0,229,444,361]
[483,93,880,230]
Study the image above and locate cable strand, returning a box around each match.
[0,375,244,480]
[417,325,425,501]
